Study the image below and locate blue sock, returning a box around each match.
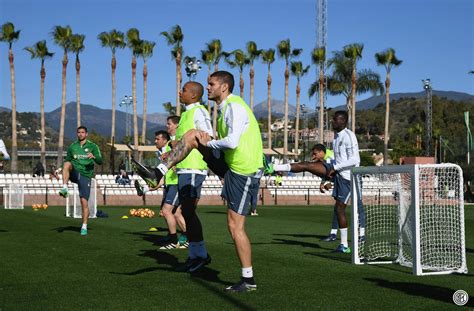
[196,241,208,258]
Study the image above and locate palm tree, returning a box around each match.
[206,39,224,133]
[277,39,302,159]
[70,33,85,127]
[375,48,403,165]
[126,28,142,157]
[261,48,275,149]
[51,25,72,167]
[24,40,54,169]
[246,41,262,110]
[200,49,213,113]
[290,61,310,160]
[1,22,20,172]
[343,43,364,132]
[224,49,249,98]
[311,47,326,143]
[161,25,184,115]
[97,30,126,146]
[138,40,155,150]
[309,51,383,124]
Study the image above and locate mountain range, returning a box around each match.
[1,90,472,141]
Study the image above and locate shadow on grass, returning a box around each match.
[303,251,352,264]
[0,229,8,233]
[126,231,170,247]
[365,277,474,307]
[204,211,227,214]
[53,226,81,233]
[466,248,474,254]
[271,238,322,249]
[190,277,256,311]
[273,233,327,239]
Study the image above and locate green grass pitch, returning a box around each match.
[0,204,473,310]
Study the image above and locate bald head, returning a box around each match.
[180,81,204,105]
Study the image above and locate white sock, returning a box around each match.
[340,228,348,247]
[81,223,87,230]
[330,229,338,235]
[273,164,291,172]
[62,184,68,189]
[156,163,168,174]
[142,185,150,194]
[242,267,253,278]
[359,227,365,236]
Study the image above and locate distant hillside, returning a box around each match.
[253,99,315,119]
[333,90,474,111]
[0,107,11,113]
[45,102,164,142]
[143,112,169,125]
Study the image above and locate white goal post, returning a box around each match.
[65,179,97,218]
[351,164,467,276]
[3,184,24,209]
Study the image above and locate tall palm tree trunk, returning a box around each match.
[206,66,212,113]
[76,57,81,127]
[267,72,272,149]
[140,63,148,161]
[175,53,182,116]
[132,55,139,158]
[57,54,68,167]
[9,50,18,172]
[239,71,244,98]
[212,64,219,135]
[294,82,301,160]
[250,65,255,110]
[110,56,116,144]
[40,66,46,169]
[318,68,324,143]
[351,68,357,133]
[283,65,289,160]
[383,73,391,165]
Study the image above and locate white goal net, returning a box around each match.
[351,164,467,276]
[65,179,97,218]
[4,184,24,209]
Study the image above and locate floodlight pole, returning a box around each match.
[422,79,432,156]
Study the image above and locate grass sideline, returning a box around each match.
[0,204,473,310]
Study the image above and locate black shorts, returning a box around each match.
[69,168,91,200]
[202,149,229,179]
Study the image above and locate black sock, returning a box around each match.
[169,233,178,244]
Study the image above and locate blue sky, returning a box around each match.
[0,0,473,114]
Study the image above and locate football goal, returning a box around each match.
[4,184,24,209]
[351,164,467,276]
[65,179,97,218]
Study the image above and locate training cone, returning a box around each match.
[149,227,158,232]
[121,215,129,219]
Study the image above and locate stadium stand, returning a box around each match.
[0,173,340,207]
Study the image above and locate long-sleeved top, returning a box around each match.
[207,95,249,151]
[332,128,360,181]
[0,139,10,160]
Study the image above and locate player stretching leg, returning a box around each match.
[59,126,102,236]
